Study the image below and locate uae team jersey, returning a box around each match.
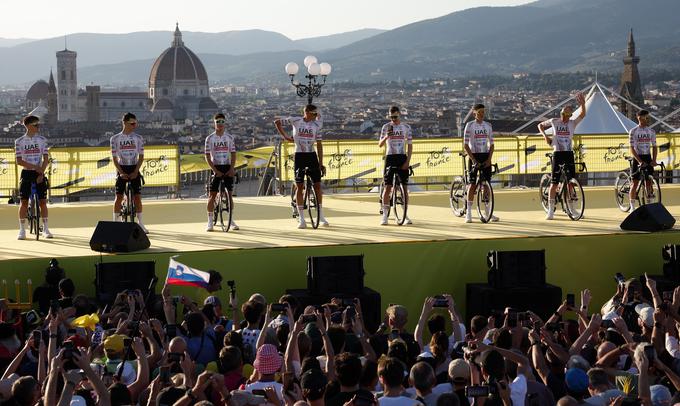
[110,132,144,166]
[280,116,323,153]
[204,132,236,165]
[541,117,583,152]
[629,126,656,155]
[15,134,48,166]
[380,123,413,155]
[463,121,494,154]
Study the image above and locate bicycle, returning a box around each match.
[449,152,498,223]
[27,182,42,241]
[378,165,414,226]
[539,153,587,220]
[211,174,239,232]
[614,158,664,212]
[290,167,322,229]
[120,174,144,223]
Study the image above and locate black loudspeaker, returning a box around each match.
[465,283,562,323]
[285,288,381,333]
[95,261,156,304]
[487,250,546,289]
[620,203,675,232]
[90,221,150,252]
[307,255,365,295]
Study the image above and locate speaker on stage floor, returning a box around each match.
[90,221,150,252]
[620,203,675,232]
[465,283,562,323]
[95,261,156,304]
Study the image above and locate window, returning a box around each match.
[139,102,143,107]
[61,70,66,80]
[102,102,107,107]
[200,90,204,95]
[121,102,125,107]
[183,89,188,95]
[70,70,74,80]
[163,89,168,96]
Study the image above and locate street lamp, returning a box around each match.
[285,55,332,105]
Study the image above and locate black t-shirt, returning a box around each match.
[326,389,375,406]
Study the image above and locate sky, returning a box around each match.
[1,0,533,40]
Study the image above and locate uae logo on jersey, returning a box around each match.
[474,129,488,136]
[24,144,40,152]
[298,128,315,136]
[555,126,570,135]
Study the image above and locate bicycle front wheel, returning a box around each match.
[449,176,466,217]
[614,172,631,212]
[564,178,585,220]
[306,179,320,229]
[477,180,494,223]
[539,174,551,213]
[640,175,661,205]
[393,178,407,225]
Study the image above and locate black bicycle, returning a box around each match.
[449,152,498,223]
[539,153,587,220]
[614,158,664,212]
[213,176,234,232]
[291,167,322,229]
[120,175,144,223]
[378,165,414,226]
[27,182,42,240]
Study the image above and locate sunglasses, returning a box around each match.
[390,115,400,119]
[127,121,138,126]
[215,120,226,124]
[308,111,318,116]
[30,123,41,127]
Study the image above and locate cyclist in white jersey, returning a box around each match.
[378,106,413,225]
[274,104,329,229]
[205,113,239,231]
[15,115,52,239]
[462,103,499,223]
[110,112,147,233]
[628,110,658,211]
[538,92,586,220]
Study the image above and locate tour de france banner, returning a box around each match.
[47,145,179,196]
[179,146,274,174]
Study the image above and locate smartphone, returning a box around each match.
[166,324,177,338]
[341,298,355,307]
[615,273,626,285]
[32,330,41,346]
[63,340,74,359]
[566,294,575,308]
[160,366,171,384]
[301,314,316,323]
[644,345,656,362]
[433,295,449,308]
[271,303,287,313]
[465,385,491,398]
[252,389,267,396]
[25,310,40,325]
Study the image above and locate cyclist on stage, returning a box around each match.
[111,112,147,233]
[462,103,498,223]
[628,110,657,212]
[15,115,52,239]
[205,113,239,231]
[378,106,413,226]
[274,104,329,229]
[538,92,586,220]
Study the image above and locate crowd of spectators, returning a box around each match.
[1,261,680,406]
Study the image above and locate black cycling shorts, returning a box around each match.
[294,153,321,184]
[19,170,48,200]
[383,154,410,186]
[115,165,143,195]
[631,155,653,181]
[209,165,234,192]
[551,151,575,185]
[468,153,492,184]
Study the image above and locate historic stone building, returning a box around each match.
[619,29,644,120]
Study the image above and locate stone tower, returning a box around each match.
[619,29,644,120]
[46,69,58,126]
[56,45,78,121]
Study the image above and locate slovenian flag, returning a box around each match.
[166,258,210,289]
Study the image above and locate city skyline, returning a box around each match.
[1,0,532,40]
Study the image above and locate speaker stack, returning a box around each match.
[620,203,675,232]
[466,249,562,322]
[94,261,157,304]
[90,221,150,253]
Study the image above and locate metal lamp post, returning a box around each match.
[285,55,332,105]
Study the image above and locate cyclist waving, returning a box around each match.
[538,92,586,220]
[628,110,657,212]
[274,104,329,229]
[205,113,239,231]
[378,106,413,226]
[462,104,498,223]
[15,115,52,239]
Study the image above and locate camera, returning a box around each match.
[566,293,575,308]
[433,295,449,308]
[465,385,491,398]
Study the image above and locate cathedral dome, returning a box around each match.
[149,24,208,86]
[26,80,49,101]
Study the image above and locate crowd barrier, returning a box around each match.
[1,134,677,197]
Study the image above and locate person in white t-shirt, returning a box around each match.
[110,112,147,233]
[204,113,239,231]
[628,110,658,212]
[15,115,52,239]
[538,93,586,220]
[462,104,498,223]
[274,104,329,229]
[378,106,413,226]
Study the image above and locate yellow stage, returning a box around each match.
[1,187,679,260]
